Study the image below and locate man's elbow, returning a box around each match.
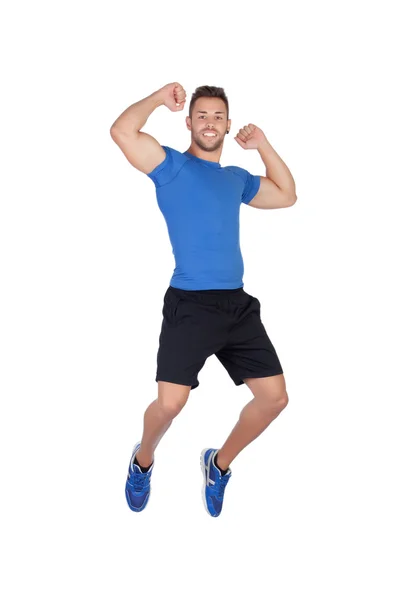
[110,125,125,140]
[110,125,120,140]
[283,192,297,207]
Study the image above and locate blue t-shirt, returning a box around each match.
[147,146,261,291]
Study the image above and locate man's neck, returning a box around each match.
[185,143,223,164]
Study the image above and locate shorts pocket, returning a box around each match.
[163,289,183,325]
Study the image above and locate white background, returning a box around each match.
[1,1,399,598]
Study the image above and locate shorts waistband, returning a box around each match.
[169,285,244,296]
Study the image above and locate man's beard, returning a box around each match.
[192,132,224,153]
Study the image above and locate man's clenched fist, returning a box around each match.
[234,124,268,149]
[162,82,187,112]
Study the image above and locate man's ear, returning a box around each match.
[227,118,232,134]
[186,116,192,131]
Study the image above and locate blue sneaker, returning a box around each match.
[125,443,154,512]
[200,448,232,517]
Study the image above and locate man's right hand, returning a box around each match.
[161,83,187,112]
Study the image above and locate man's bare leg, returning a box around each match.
[135,381,191,467]
[216,374,288,471]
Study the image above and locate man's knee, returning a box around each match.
[157,383,190,419]
[278,392,289,412]
[258,391,289,416]
[157,395,188,419]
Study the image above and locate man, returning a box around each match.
[110,83,297,517]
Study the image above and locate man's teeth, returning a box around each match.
[203,133,216,137]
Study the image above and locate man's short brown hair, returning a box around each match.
[189,86,229,118]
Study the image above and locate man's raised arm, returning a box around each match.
[110,83,186,174]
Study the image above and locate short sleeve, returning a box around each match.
[147,146,188,188]
[227,166,261,204]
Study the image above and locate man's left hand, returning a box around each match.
[234,124,268,150]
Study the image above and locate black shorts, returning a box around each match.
[156,286,283,390]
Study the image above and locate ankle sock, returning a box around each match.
[134,455,152,472]
[214,452,229,477]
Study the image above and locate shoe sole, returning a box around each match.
[200,448,218,517]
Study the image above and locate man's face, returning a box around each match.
[186,97,231,152]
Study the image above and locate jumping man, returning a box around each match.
[110,83,297,517]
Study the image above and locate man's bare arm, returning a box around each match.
[110,83,186,174]
[235,123,297,209]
